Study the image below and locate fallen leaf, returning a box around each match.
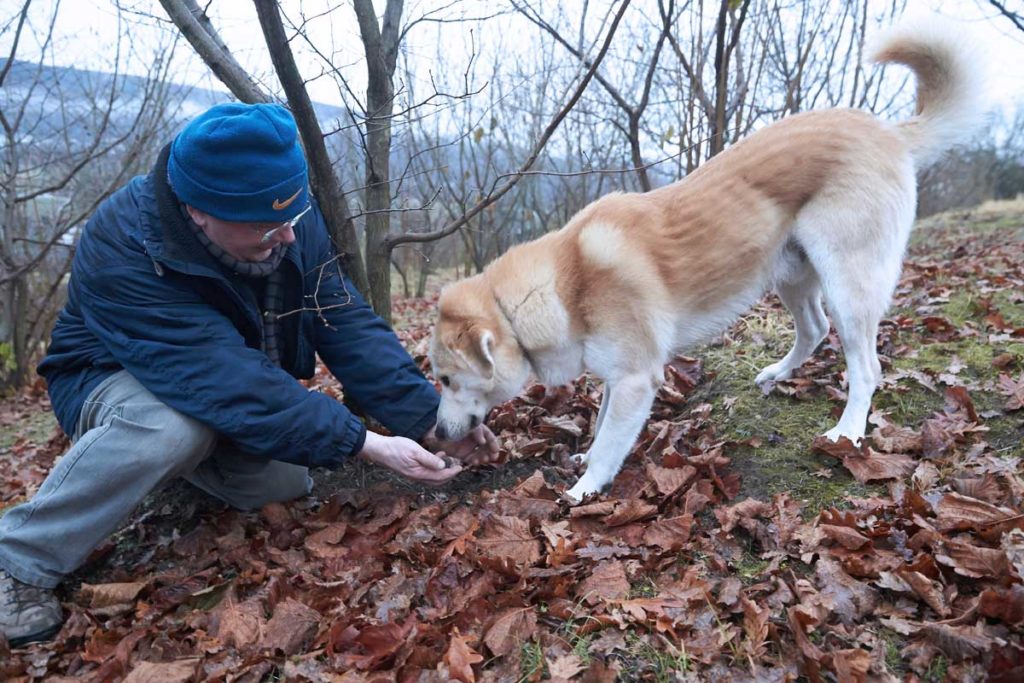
[473,515,542,566]
[548,652,586,681]
[79,582,147,609]
[578,560,630,605]
[218,599,266,649]
[304,523,349,560]
[603,500,658,527]
[935,493,1017,532]
[442,629,483,683]
[641,515,694,550]
[919,623,998,661]
[936,537,1010,578]
[484,607,537,657]
[123,658,201,683]
[645,463,696,496]
[816,558,879,625]
[998,373,1024,410]
[260,599,321,655]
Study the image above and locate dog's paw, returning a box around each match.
[755,362,791,388]
[822,426,864,445]
[564,480,600,505]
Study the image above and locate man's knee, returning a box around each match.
[115,403,217,475]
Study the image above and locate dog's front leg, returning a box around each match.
[572,381,611,468]
[565,372,658,503]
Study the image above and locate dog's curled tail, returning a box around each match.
[869,18,989,167]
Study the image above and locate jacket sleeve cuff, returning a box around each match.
[349,421,368,460]
[405,405,439,443]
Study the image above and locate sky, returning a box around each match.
[7,0,1024,116]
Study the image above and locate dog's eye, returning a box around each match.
[440,375,451,387]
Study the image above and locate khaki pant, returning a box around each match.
[0,370,312,588]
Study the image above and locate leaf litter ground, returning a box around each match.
[1,201,1023,682]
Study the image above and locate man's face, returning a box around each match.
[186,205,300,262]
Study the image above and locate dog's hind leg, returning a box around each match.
[755,261,829,386]
[799,188,914,443]
[565,372,658,502]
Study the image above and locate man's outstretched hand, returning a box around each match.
[358,431,462,483]
[422,424,502,467]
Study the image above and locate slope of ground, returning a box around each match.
[1,201,1022,681]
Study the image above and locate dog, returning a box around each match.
[429,19,987,502]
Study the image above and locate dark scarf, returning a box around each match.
[151,144,288,366]
[179,204,287,366]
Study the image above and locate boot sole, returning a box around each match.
[8,623,61,649]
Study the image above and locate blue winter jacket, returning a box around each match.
[37,146,439,468]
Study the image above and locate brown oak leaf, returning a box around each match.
[442,629,484,683]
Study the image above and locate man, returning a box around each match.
[0,102,499,647]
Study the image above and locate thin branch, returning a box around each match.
[387,0,634,249]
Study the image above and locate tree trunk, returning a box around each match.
[354,0,404,323]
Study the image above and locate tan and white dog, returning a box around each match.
[429,20,986,502]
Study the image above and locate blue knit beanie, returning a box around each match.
[167,102,309,223]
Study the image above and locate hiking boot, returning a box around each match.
[0,569,62,647]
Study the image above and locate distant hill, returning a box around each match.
[0,58,348,147]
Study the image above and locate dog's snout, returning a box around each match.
[435,424,449,440]
[470,414,480,429]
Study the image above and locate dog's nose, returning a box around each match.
[435,424,449,440]
[470,415,480,428]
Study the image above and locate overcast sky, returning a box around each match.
[11,0,1024,115]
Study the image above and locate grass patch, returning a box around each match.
[693,313,881,515]
[0,409,57,451]
[619,633,692,682]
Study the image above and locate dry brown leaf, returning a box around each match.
[715,498,772,534]
[260,599,321,655]
[79,582,148,609]
[304,523,349,560]
[483,607,537,657]
[540,520,573,548]
[217,599,266,649]
[819,524,871,550]
[998,373,1024,411]
[829,648,871,683]
[935,537,1010,578]
[645,463,697,496]
[473,515,542,566]
[897,569,949,618]
[569,501,618,518]
[123,658,201,683]
[578,560,630,605]
[978,586,1024,624]
[442,629,483,683]
[816,558,879,625]
[641,515,694,550]
[919,623,999,662]
[935,493,1017,532]
[603,500,658,527]
[740,596,769,660]
[547,653,586,681]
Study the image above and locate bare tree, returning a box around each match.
[988,0,1024,33]
[514,0,675,191]
[0,0,178,390]
[159,0,371,299]
[161,0,631,322]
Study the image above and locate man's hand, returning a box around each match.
[358,431,461,483]
[423,424,502,467]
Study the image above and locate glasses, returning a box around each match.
[253,204,312,244]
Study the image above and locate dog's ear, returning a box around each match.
[466,327,495,380]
